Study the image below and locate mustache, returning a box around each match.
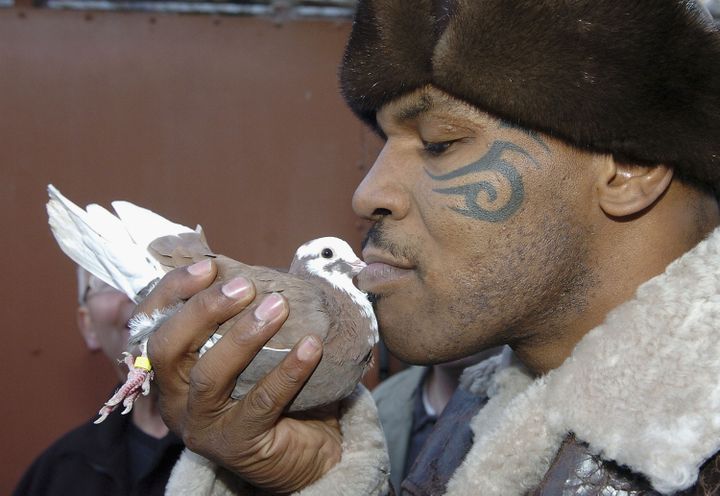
[361,221,420,305]
[361,221,384,251]
[361,221,419,267]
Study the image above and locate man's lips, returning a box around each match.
[357,252,414,293]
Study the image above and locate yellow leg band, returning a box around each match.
[134,356,152,371]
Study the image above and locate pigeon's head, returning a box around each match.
[290,237,366,291]
[291,237,378,343]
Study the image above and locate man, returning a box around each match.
[13,269,183,495]
[136,1,720,494]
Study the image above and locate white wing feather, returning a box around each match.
[46,184,193,302]
[111,200,195,253]
[47,195,114,288]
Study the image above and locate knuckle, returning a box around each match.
[160,266,187,287]
[188,366,217,396]
[227,320,263,348]
[246,366,304,413]
[181,431,202,453]
[192,285,228,321]
[276,362,305,387]
[248,386,277,412]
[193,290,218,316]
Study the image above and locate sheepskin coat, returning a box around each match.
[165,226,720,495]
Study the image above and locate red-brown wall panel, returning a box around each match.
[0,6,381,491]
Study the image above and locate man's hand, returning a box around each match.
[142,259,343,493]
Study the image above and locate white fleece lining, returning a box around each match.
[298,385,390,495]
[447,227,720,495]
[166,449,239,496]
[165,385,389,496]
[447,360,561,496]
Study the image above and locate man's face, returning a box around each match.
[354,87,599,364]
[80,280,136,379]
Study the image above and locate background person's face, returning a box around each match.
[82,280,136,379]
[354,87,599,365]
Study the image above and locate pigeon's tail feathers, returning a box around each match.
[46,184,191,302]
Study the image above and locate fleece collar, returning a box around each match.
[447,226,720,495]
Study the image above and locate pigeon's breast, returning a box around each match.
[213,257,374,411]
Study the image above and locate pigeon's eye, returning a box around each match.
[321,248,334,259]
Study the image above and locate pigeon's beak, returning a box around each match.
[349,259,366,276]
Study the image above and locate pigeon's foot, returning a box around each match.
[94,352,153,424]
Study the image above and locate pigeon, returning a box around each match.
[46,184,378,422]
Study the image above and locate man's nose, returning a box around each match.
[352,145,411,222]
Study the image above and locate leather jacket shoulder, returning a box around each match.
[531,434,720,496]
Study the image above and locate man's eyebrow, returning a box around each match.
[395,94,433,123]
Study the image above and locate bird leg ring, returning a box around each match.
[94,352,153,424]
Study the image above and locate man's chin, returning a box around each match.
[379,328,441,365]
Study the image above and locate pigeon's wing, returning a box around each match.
[111,200,197,258]
[46,184,195,302]
[148,230,216,271]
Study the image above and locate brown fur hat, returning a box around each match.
[340,0,720,190]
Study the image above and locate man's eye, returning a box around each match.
[422,140,454,157]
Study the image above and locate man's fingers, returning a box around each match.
[187,293,290,412]
[136,259,217,317]
[141,260,219,400]
[148,276,258,397]
[144,269,258,432]
[152,276,258,361]
[235,334,323,438]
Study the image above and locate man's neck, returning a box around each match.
[425,365,463,416]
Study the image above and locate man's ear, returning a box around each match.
[77,305,101,351]
[596,157,674,217]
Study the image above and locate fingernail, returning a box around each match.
[254,293,285,321]
[297,336,321,362]
[187,259,212,276]
[221,277,252,299]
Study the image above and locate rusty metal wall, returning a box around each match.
[0,6,382,491]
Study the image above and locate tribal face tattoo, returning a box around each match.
[353,86,597,365]
[427,140,538,222]
[425,120,550,223]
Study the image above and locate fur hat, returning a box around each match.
[340,0,720,190]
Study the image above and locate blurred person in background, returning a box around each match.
[13,268,183,496]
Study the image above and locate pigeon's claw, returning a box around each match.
[121,389,141,415]
[94,352,154,424]
[141,370,152,395]
[94,408,111,425]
